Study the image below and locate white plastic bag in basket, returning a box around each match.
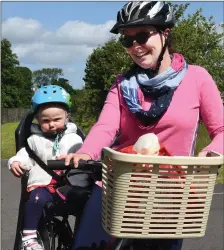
[133,133,160,155]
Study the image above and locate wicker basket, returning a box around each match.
[101,148,223,239]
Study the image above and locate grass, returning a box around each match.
[1,122,19,159]
[194,123,223,184]
[1,122,223,183]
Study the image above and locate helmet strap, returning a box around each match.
[145,31,168,76]
[155,36,168,72]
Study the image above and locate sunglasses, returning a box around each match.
[120,30,157,48]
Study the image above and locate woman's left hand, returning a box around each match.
[198,151,210,171]
[198,151,209,157]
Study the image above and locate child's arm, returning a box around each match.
[8,136,35,172]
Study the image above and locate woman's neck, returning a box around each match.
[158,50,172,74]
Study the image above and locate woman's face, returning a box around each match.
[121,26,166,69]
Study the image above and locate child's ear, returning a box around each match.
[34,113,40,123]
[66,112,71,121]
[65,112,70,125]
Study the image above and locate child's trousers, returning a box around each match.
[23,187,54,230]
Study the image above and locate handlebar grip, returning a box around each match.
[47,160,73,170]
[47,159,102,171]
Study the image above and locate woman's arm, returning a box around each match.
[198,67,224,154]
[76,83,121,160]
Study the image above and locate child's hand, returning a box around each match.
[10,161,25,177]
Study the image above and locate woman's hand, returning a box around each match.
[198,151,209,157]
[58,153,91,168]
[198,151,210,172]
[10,161,25,177]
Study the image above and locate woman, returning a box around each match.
[62,2,224,250]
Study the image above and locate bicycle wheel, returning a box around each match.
[38,222,51,250]
[52,217,73,250]
[108,239,134,250]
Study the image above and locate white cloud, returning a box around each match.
[216,23,224,46]
[64,67,77,73]
[2,17,116,88]
[2,17,44,43]
[12,43,94,65]
[52,20,116,47]
[2,17,116,66]
[216,22,223,33]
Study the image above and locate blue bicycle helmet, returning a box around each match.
[31,85,72,112]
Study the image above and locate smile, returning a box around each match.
[135,51,149,57]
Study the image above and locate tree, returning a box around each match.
[1,38,22,108]
[53,77,76,95]
[1,38,34,108]
[16,66,33,107]
[80,3,224,131]
[171,8,224,91]
[32,68,63,88]
[1,38,20,86]
[83,37,132,125]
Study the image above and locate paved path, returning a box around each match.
[1,159,223,250]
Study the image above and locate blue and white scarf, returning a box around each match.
[121,53,188,126]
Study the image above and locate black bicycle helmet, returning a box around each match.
[110,1,175,34]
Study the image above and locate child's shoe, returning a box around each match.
[22,235,44,250]
[22,237,44,250]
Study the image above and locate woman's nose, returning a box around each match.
[132,40,142,49]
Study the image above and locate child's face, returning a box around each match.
[37,106,68,134]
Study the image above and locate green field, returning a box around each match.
[1,122,223,183]
[1,122,19,159]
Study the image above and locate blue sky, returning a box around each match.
[2,1,224,89]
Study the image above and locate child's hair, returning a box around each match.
[35,102,68,120]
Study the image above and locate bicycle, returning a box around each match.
[42,149,223,250]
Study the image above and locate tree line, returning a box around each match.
[1,3,223,133]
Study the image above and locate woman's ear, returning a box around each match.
[164,28,170,38]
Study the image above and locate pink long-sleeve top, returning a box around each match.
[77,65,224,160]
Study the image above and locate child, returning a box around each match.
[8,85,83,250]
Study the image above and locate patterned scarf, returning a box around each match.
[52,132,64,157]
[121,53,188,126]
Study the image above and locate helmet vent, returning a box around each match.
[43,91,47,94]
[121,9,126,22]
[139,8,148,19]
[53,90,56,93]
[130,8,138,21]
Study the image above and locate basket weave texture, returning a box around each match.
[102,147,223,239]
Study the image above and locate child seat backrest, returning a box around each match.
[15,110,86,152]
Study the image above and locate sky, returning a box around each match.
[2,1,224,89]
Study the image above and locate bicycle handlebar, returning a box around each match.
[47,159,102,173]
